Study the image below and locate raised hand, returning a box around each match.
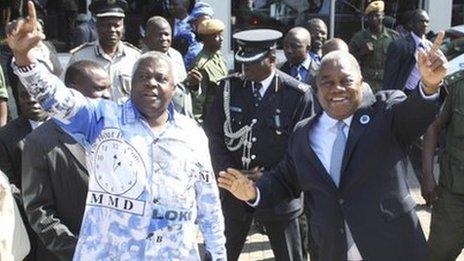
[6,1,44,66]
[217,168,257,202]
[418,31,447,94]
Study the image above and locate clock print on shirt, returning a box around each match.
[93,138,145,197]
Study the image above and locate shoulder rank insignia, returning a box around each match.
[123,41,142,53]
[69,42,94,54]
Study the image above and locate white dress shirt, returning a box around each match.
[308,112,363,260]
[253,71,275,97]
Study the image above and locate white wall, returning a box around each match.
[201,0,233,66]
[424,0,452,32]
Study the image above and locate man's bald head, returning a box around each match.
[283,27,311,65]
[316,51,364,120]
[322,38,349,57]
[286,27,311,45]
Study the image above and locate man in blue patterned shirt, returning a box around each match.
[7,3,226,260]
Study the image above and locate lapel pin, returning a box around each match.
[360,115,370,125]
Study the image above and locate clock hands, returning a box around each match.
[113,154,122,171]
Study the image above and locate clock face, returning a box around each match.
[93,138,145,195]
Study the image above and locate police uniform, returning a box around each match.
[67,0,141,104]
[205,29,315,261]
[349,1,399,93]
[190,19,228,122]
[428,71,464,260]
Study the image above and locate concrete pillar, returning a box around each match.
[424,0,452,32]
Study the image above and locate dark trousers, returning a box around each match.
[428,187,464,261]
[224,215,303,261]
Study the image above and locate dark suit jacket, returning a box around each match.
[257,89,439,260]
[0,116,31,189]
[383,34,429,91]
[205,70,314,222]
[22,120,89,260]
[280,58,319,89]
[0,116,55,260]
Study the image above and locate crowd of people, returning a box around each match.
[0,0,462,260]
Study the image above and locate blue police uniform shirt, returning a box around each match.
[173,17,203,70]
[14,62,226,260]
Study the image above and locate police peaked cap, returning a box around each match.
[89,0,128,18]
[233,29,283,64]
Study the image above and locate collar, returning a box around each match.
[293,56,311,70]
[411,32,425,48]
[122,99,175,125]
[367,26,388,38]
[254,70,276,94]
[319,112,353,131]
[95,41,125,58]
[28,119,46,130]
[176,16,189,25]
[309,51,321,63]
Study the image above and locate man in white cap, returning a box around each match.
[67,0,141,104]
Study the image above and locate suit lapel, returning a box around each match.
[54,122,88,172]
[301,114,339,190]
[341,91,376,178]
[306,59,319,88]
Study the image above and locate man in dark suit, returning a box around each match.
[218,33,447,260]
[281,27,319,89]
[281,26,319,260]
[383,9,431,92]
[21,60,110,260]
[205,29,314,261]
[0,74,49,260]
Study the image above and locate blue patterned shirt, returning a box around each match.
[14,62,226,261]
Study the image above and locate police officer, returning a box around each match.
[205,29,315,261]
[421,71,464,260]
[349,0,399,93]
[67,0,141,104]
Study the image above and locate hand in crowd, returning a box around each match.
[186,68,203,90]
[5,2,43,66]
[218,168,257,202]
[421,176,438,207]
[418,31,447,94]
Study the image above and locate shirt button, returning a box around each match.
[340,228,345,234]
[251,155,256,160]
[252,137,257,142]
[339,199,344,205]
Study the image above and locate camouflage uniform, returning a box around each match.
[349,27,399,93]
[428,71,464,260]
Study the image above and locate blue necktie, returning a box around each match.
[330,121,356,252]
[253,82,263,107]
[293,65,302,81]
[330,121,347,187]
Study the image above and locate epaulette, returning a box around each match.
[277,70,311,93]
[444,70,464,89]
[219,72,243,82]
[123,41,142,53]
[69,42,93,54]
